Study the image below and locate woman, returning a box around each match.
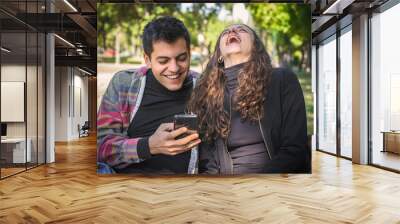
[188,24,310,174]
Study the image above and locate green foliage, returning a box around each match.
[97,3,222,63]
[97,3,180,51]
[204,15,231,56]
[247,3,311,69]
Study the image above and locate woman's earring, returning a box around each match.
[218,56,224,64]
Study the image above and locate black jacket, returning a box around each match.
[198,67,311,174]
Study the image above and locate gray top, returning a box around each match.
[224,62,268,174]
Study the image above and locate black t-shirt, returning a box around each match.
[115,69,193,174]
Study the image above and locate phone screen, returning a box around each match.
[173,114,198,139]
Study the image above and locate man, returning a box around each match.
[97,16,201,174]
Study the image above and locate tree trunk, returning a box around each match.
[303,45,310,72]
[115,31,120,65]
[276,45,284,67]
[102,32,106,50]
[131,36,136,60]
[300,47,305,70]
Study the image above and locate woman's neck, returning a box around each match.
[223,55,250,68]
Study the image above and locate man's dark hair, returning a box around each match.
[142,16,190,56]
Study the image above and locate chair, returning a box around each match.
[78,121,90,138]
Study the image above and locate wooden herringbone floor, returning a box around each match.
[1,134,400,224]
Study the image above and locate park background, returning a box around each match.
[97,3,313,135]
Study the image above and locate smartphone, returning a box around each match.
[173,114,198,139]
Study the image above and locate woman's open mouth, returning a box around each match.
[226,35,241,45]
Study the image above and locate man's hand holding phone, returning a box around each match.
[148,122,201,156]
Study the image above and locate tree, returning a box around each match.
[97,3,180,63]
[247,3,311,70]
[178,3,222,66]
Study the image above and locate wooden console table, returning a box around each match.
[381,131,400,154]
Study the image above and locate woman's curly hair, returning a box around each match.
[187,24,273,142]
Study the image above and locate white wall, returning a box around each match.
[1,65,27,138]
[54,66,69,141]
[54,67,89,141]
[72,71,89,138]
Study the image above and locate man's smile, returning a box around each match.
[163,72,183,80]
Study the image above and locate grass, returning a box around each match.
[98,56,142,64]
[297,70,314,136]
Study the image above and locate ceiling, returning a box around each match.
[0,0,96,75]
[308,0,389,43]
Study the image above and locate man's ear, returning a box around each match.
[144,54,151,68]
